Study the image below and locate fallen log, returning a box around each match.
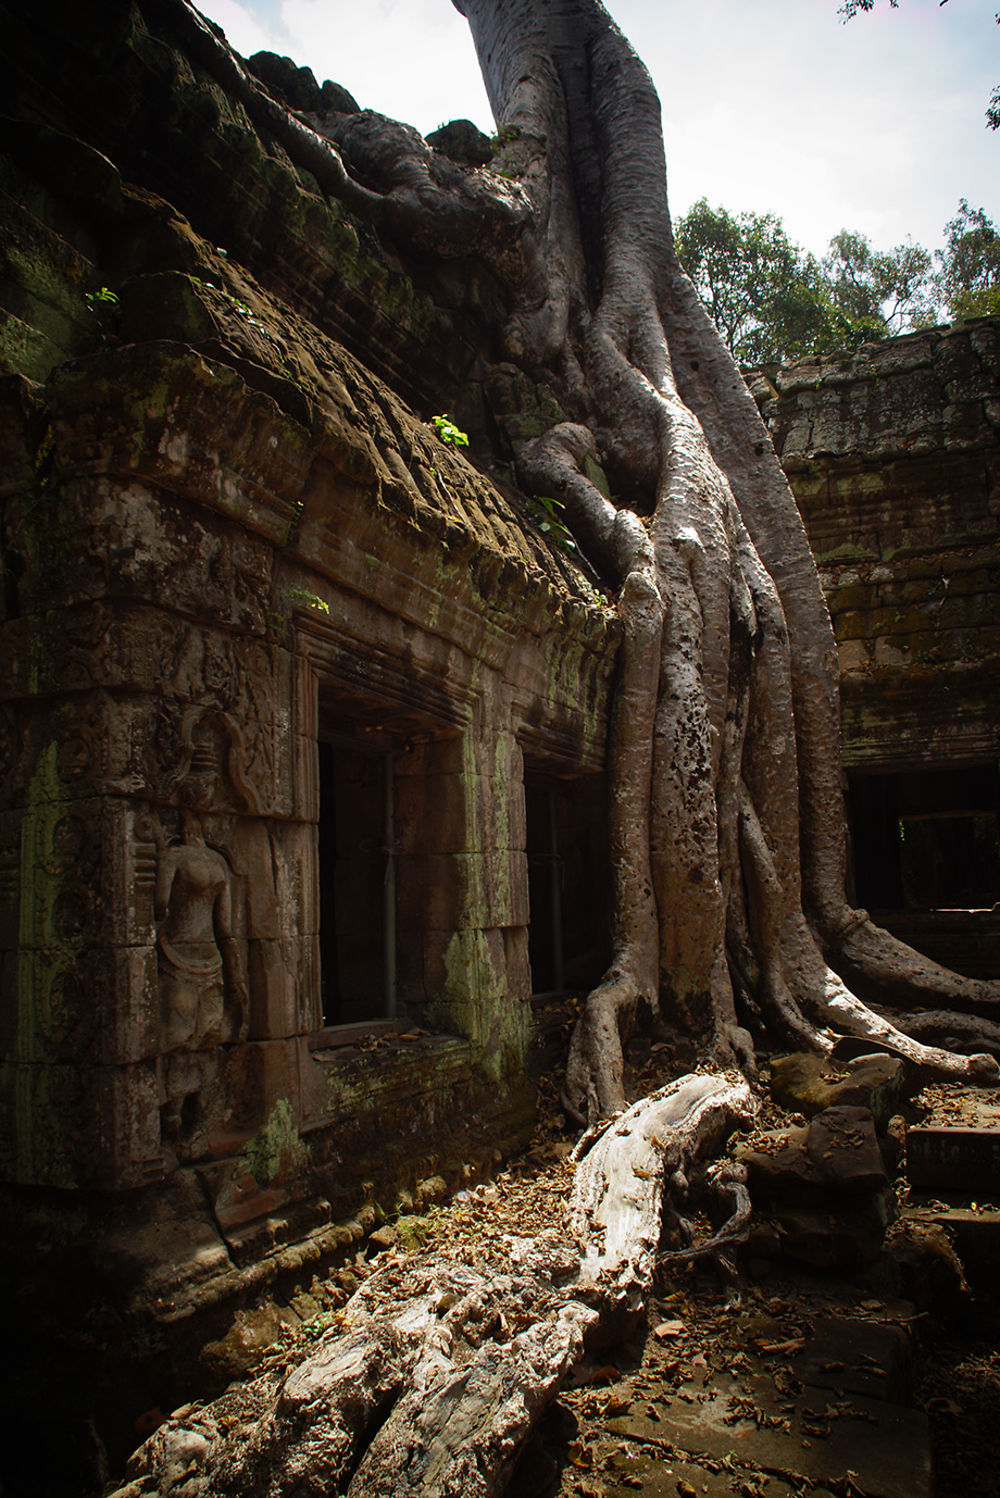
[110,1072,756,1498]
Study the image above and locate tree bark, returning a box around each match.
[451,0,1000,1114]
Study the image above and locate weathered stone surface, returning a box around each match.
[906,1120,1000,1192]
[246,50,328,113]
[763,1192,896,1269]
[768,1052,905,1132]
[741,1105,889,1201]
[741,1105,895,1267]
[790,1314,915,1404]
[0,19,628,1415]
[759,323,1000,781]
[426,119,494,167]
[607,1349,930,1498]
[884,1218,972,1312]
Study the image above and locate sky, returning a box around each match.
[194,0,998,260]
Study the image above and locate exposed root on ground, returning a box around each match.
[110,1075,755,1498]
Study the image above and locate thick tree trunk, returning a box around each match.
[453,0,1000,1115]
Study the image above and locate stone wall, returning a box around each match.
[0,0,620,1336]
[753,323,1000,951]
[754,321,1000,773]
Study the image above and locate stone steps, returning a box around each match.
[535,1059,1000,1498]
[902,1085,1000,1291]
[543,1309,932,1498]
[903,1200,1000,1290]
[906,1096,1000,1194]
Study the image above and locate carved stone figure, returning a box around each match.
[156,804,249,1053]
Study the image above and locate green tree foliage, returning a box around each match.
[935,199,1000,317]
[677,200,999,366]
[676,202,936,365]
[840,0,999,131]
[675,200,848,366]
[821,230,934,334]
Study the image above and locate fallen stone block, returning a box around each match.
[740,1106,888,1203]
[769,1053,904,1132]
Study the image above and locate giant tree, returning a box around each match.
[178,0,1000,1124]
[448,0,1000,1117]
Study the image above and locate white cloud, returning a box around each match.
[196,0,279,58]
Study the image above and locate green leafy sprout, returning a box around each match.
[429,414,469,448]
[489,124,520,152]
[283,587,330,614]
[529,494,577,554]
[85,286,119,309]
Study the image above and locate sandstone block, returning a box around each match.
[740,1104,888,1202]
[769,1052,904,1131]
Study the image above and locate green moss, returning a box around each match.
[3,1063,78,1187]
[428,929,530,1082]
[242,1097,308,1185]
[394,1207,441,1248]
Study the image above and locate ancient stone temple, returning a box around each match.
[0,0,998,1482]
[754,327,1000,974]
[0,0,620,1373]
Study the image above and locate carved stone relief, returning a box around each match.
[149,705,261,814]
[146,708,257,1157]
[152,720,251,1041]
[155,813,249,1054]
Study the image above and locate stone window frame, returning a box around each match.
[291,605,475,1051]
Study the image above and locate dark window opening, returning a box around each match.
[318,728,396,1027]
[2,546,24,621]
[525,773,611,994]
[848,764,1000,912]
[900,814,1000,911]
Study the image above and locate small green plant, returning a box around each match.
[529,494,577,553]
[298,1311,338,1341]
[283,586,330,614]
[489,124,520,151]
[84,286,120,347]
[394,1205,443,1249]
[265,607,287,641]
[429,415,469,448]
[85,286,119,310]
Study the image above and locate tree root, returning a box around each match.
[658,1159,753,1269]
[826,909,1000,1016]
[874,1006,1000,1061]
[110,1076,754,1498]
